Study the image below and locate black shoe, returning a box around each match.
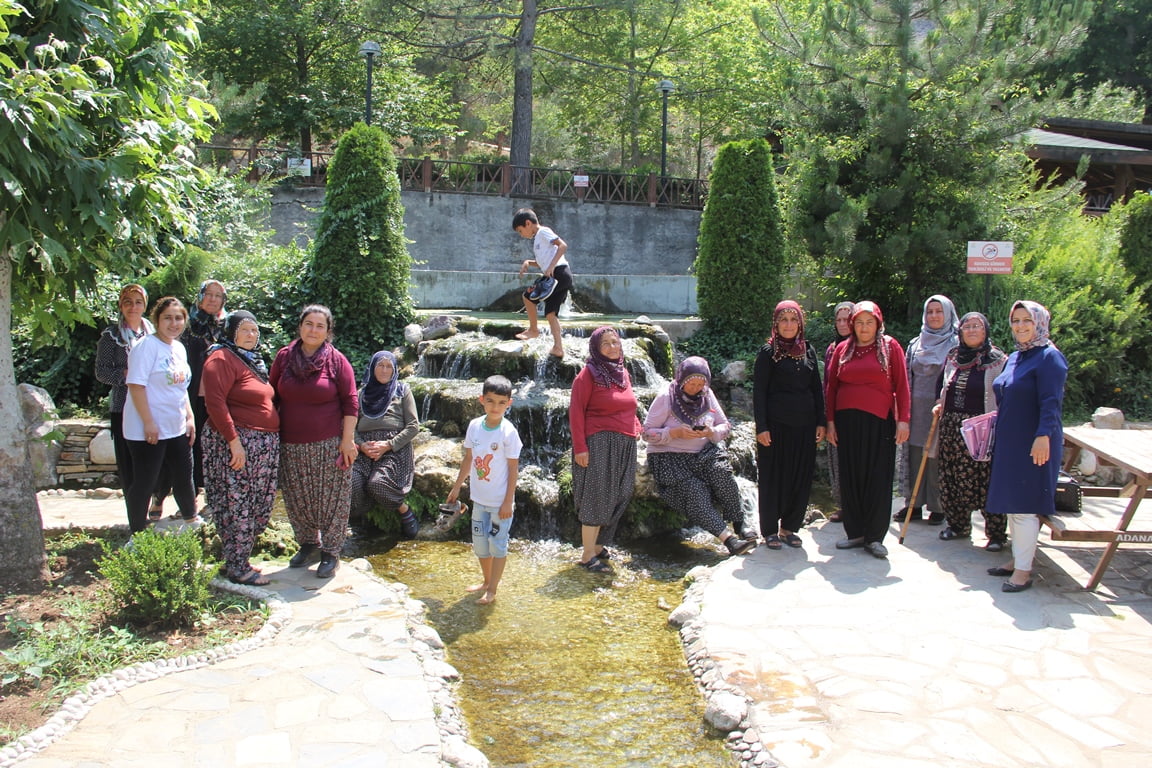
[316,552,339,579]
[1002,579,1032,593]
[724,536,756,556]
[289,543,319,568]
[985,539,1006,552]
[836,536,866,549]
[926,512,945,525]
[596,547,612,561]
[939,527,969,541]
[399,511,419,539]
[987,566,1014,577]
[893,506,923,522]
[865,541,888,559]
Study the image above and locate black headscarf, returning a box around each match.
[360,350,407,420]
[952,311,1006,371]
[208,310,268,382]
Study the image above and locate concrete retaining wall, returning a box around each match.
[270,188,702,313]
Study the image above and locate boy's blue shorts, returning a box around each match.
[471,502,513,558]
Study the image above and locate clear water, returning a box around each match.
[367,537,736,768]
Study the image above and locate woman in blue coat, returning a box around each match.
[985,300,1067,593]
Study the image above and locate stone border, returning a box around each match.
[0,579,292,767]
[671,564,784,768]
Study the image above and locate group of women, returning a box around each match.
[98,285,419,585]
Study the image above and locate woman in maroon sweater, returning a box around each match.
[569,326,642,572]
[269,305,359,579]
[202,311,280,585]
[825,301,911,558]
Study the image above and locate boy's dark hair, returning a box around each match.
[482,375,513,397]
[512,208,538,230]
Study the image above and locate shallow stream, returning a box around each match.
[364,536,736,768]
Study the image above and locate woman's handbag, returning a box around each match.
[1054,471,1083,515]
[960,410,997,462]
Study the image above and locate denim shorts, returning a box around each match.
[471,502,513,558]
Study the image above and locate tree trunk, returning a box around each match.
[509,0,538,195]
[0,249,49,591]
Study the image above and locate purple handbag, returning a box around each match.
[960,410,997,462]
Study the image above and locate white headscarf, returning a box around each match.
[911,294,958,374]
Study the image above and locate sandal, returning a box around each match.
[938,527,969,541]
[782,533,803,548]
[147,506,163,522]
[985,540,1005,552]
[765,534,784,550]
[828,510,843,523]
[596,547,612,561]
[230,570,270,586]
[579,558,612,573]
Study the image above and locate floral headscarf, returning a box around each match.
[839,300,890,373]
[952,312,1006,371]
[360,350,407,420]
[116,284,153,346]
[585,326,628,389]
[669,356,711,425]
[769,300,807,362]
[209,310,269,382]
[1011,300,1053,352]
[911,294,959,373]
[187,279,227,345]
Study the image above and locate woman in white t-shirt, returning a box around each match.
[123,297,198,532]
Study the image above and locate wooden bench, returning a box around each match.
[1046,426,1152,590]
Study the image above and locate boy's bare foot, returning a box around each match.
[466,582,488,593]
[549,347,564,358]
[515,329,540,340]
[476,591,497,605]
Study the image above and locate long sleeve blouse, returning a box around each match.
[643,389,731,454]
[202,349,279,441]
[753,344,826,431]
[825,336,911,423]
[94,321,153,413]
[568,366,642,455]
[268,345,359,445]
[354,388,420,452]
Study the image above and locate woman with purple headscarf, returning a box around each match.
[985,301,1067,593]
[569,327,642,572]
[350,350,420,538]
[643,357,756,557]
[754,300,826,549]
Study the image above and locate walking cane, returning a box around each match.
[899,408,941,545]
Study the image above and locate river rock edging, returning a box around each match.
[671,564,784,768]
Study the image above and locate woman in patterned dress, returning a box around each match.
[269,305,359,579]
[569,327,642,572]
[933,312,1008,551]
[644,356,756,557]
[202,310,280,586]
[350,350,420,537]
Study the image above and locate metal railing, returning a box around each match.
[196,145,708,210]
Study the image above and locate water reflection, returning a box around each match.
[366,538,735,768]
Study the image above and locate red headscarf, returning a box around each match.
[838,300,890,373]
[769,300,807,362]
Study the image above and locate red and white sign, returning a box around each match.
[966,241,1014,275]
[573,174,589,188]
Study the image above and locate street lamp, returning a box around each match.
[657,79,675,177]
[359,41,382,125]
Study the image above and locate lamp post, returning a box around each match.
[657,79,675,178]
[359,41,382,125]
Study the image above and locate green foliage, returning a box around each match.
[678,327,762,375]
[1,0,215,335]
[695,139,786,339]
[209,242,312,355]
[140,245,210,311]
[1117,193,1152,307]
[311,124,416,369]
[98,531,216,627]
[365,487,435,533]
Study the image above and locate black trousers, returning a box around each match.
[835,409,896,544]
[125,436,196,532]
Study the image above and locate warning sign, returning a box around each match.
[967,241,1014,275]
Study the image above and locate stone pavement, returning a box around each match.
[12,491,484,768]
[696,498,1152,768]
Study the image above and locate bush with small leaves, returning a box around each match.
[97,530,215,627]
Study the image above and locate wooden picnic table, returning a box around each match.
[1052,425,1152,590]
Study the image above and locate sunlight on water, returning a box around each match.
[370,539,735,768]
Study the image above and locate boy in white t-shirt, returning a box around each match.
[446,375,522,605]
[513,208,572,358]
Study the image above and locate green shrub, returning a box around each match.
[140,245,210,309]
[98,531,216,627]
[364,487,436,533]
[695,139,786,340]
[311,123,416,371]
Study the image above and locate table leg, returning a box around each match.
[1087,480,1149,591]
[1063,443,1082,473]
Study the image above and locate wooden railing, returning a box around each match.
[196,145,708,210]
